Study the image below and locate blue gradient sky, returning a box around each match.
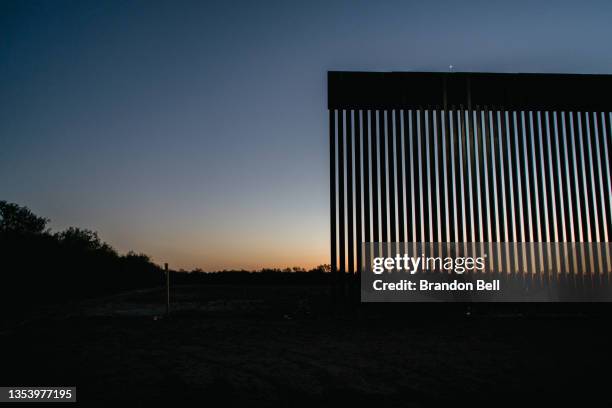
[2,0,611,270]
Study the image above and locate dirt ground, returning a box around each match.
[1,284,611,407]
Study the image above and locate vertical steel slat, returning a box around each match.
[363,111,371,245]
[414,109,425,242]
[499,111,511,243]
[521,111,533,242]
[578,112,594,274]
[435,110,444,243]
[432,110,440,243]
[569,112,584,242]
[583,112,598,273]
[388,110,397,243]
[465,109,475,242]
[535,112,550,245]
[402,109,412,241]
[545,112,559,245]
[488,109,503,274]
[601,114,612,240]
[552,113,567,243]
[480,109,492,272]
[499,111,513,273]
[521,111,536,274]
[585,113,605,274]
[338,110,346,274]
[515,112,528,273]
[442,110,451,243]
[474,109,485,242]
[448,107,459,242]
[529,111,544,273]
[355,110,363,274]
[508,111,521,273]
[380,110,388,243]
[516,112,528,243]
[506,111,519,245]
[396,109,405,243]
[593,113,612,242]
[577,112,593,242]
[329,110,337,274]
[346,110,354,274]
[495,111,506,242]
[457,108,466,243]
[419,109,431,242]
[409,109,418,242]
[601,113,612,274]
[557,111,578,277]
[371,111,380,244]
[586,112,602,242]
[560,112,576,243]
[425,109,434,242]
[489,110,501,243]
[426,110,434,242]
[466,82,475,245]
[451,109,460,243]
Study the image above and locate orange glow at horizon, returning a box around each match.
[98,214,331,271]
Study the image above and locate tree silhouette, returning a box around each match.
[55,227,116,254]
[0,201,163,311]
[0,200,49,234]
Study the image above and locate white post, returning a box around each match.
[165,263,170,316]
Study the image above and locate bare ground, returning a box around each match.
[1,284,610,407]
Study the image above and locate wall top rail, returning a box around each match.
[328,71,612,111]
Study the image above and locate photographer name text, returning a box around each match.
[372,279,500,292]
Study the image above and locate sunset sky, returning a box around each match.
[2,0,612,270]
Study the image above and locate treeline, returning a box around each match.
[0,201,164,308]
[170,268,333,286]
[1,201,332,308]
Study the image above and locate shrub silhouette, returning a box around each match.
[0,201,163,311]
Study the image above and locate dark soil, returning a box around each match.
[1,285,610,407]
